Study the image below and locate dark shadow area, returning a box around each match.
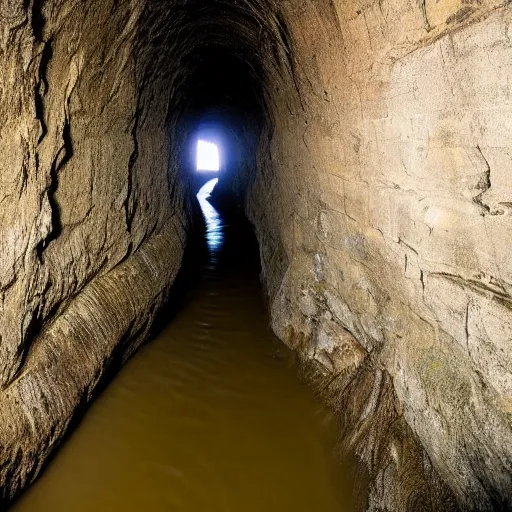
[151,178,261,334]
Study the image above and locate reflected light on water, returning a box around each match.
[197,178,223,253]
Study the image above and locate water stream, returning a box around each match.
[12,179,357,511]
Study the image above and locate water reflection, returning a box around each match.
[12,175,357,512]
[197,178,223,253]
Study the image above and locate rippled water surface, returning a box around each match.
[13,179,357,511]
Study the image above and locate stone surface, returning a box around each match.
[0,0,191,503]
[248,2,512,510]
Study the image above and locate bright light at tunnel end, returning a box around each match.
[196,140,220,172]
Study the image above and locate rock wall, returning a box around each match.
[248,1,512,509]
[0,0,190,502]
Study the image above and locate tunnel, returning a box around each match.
[0,0,511,510]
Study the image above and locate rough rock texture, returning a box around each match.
[0,0,190,503]
[247,1,512,510]
[1,0,511,510]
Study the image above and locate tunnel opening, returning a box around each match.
[196,140,220,172]
[175,40,270,217]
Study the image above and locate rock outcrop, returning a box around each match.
[248,1,512,510]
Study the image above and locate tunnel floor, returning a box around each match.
[11,180,358,512]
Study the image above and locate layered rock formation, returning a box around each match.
[248,1,512,510]
[0,0,511,510]
[0,0,190,502]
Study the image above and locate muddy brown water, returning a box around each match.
[12,179,358,511]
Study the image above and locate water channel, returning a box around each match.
[12,179,357,511]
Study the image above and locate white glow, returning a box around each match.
[196,140,220,172]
